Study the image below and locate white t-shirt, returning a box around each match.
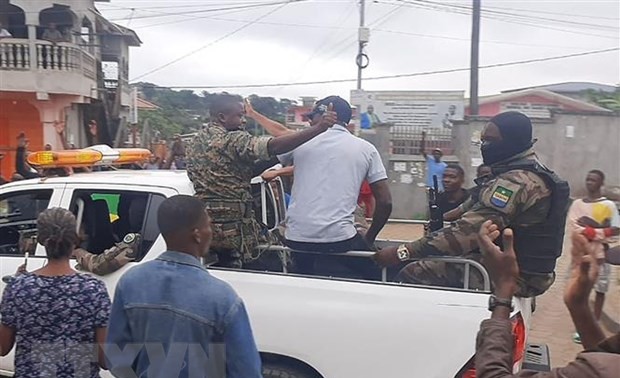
[279,125,388,243]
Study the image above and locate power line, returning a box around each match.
[411,0,619,31]
[135,47,619,89]
[127,11,606,51]
[319,2,407,64]
[119,5,282,29]
[104,0,305,22]
[130,1,301,81]
[281,0,358,87]
[376,0,620,39]
[483,3,620,22]
[373,28,595,50]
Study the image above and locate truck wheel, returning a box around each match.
[262,363,317,378]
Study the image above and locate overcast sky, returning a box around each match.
[98,0,620,100]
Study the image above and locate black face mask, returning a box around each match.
[483,112,534,165]
[481,140,520,166]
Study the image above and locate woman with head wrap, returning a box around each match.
[0,208,110,377]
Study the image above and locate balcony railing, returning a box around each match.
[0,39,30,69]
[0,38,96,80]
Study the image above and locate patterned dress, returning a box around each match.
[0,272,111,378]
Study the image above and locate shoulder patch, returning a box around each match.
[491,186,514,208]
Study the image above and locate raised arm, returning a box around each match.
[420,131,428,159]
[474,225,608,378]
[245,99,293,137]
[267,104,336,156]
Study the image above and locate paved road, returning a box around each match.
[378,222,620,367]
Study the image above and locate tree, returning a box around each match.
[138,109,183,140]
[133,83,298,137]
[586,88,620,111]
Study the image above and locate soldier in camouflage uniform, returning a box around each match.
[72,233,141,275]
[374,111,570,297]
[186,94,337,268]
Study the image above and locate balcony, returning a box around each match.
[0,38,97,98]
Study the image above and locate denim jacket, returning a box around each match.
[105,251,262,378]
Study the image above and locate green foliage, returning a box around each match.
[138,109,183,140]
[133,82,296,137]
[586,88,620,111]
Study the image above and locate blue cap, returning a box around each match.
[304,96,352,125]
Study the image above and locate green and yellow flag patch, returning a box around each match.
[491,186,513,208]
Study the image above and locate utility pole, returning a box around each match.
[469,0,481,116]
[356,0,369,90]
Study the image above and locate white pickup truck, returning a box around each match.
[0,169,549,378]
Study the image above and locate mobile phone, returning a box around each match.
[24,251,29,269]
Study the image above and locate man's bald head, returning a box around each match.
[209,93,245,130]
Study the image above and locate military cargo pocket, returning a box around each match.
[210,222,243,251]
[206,206,243,222]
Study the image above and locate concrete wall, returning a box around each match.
[363,112,620,219]
[534,112,620,197]
[361,125,461,219]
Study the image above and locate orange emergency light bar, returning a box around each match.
[27,145,151,168]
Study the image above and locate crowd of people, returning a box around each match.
[0,93,618,376]
[0,120,189,186]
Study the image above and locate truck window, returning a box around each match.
[69,190,165,260]
[0,190,52,255]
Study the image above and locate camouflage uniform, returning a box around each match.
[186,122,275,268]
[399,152,557,297]
[73,233,141,275]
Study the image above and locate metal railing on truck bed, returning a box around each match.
[253,244,491,292]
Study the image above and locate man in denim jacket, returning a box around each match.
[106,195,262,378]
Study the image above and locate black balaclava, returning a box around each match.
[481,111,533,165]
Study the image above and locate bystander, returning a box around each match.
[420,131,447,191]
[105,195,262,377]
[566,169,619,344]
[0,208,110,378]
[476,220,619,377]
[436,164,469,216]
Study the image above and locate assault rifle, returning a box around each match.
[428,175,443,233]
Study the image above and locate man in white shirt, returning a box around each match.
[278,96,392,276]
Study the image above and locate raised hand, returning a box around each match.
[244,98,257,119]
[564,232,599,306]
[478,220,519,296]
[54,120,66,135]
[318,103,337,130]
